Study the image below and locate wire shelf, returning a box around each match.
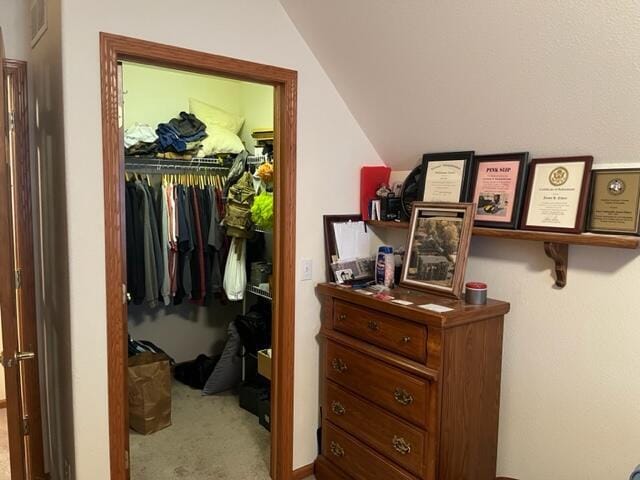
[246,284,272,301]
[124,156,231,172]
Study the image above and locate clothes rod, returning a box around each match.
[124,165,229,176]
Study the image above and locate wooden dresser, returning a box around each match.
[315,283,510,480]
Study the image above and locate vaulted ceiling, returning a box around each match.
[280,1,640,170]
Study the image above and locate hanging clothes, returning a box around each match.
[125,181,145,304]
[133,178,163,308]
[125,172,229,307]
[208,185,224,293]
[160,180,171,306]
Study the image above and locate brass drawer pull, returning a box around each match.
[392,436,412,455]
[402,336,411,343]
[393,388,414,406]
[367,320,379,331]
[338,313,347,321]
[330,441,345,457]
[331,358,348,373]
[331,401,346,416]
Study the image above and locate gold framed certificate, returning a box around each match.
[586,169,640,235]
[521,156,593,233]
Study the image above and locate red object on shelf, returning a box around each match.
[360,166,391,220]
[465,282,487,290]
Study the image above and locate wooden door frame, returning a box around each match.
[0,33,25,480]
[0,59,46,480]
[100,33,297,480]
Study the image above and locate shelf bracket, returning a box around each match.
[543,242,569,288]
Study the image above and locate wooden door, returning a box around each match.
[0,28,47,480]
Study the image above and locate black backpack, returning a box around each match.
[174,354,221,389]
[234,304,271,355]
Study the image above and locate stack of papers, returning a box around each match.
[333,221,370,261]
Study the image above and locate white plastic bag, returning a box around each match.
[223,237,246,301]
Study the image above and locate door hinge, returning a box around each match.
[125,449,129,470]
[22,415,30,436]
[14,269,22,290]
[8,111,15,132]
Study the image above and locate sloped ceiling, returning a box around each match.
[280,1,640,170]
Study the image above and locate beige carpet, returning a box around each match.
[0,408,9,479]
[130,382,271,480]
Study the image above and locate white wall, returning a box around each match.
[58,0,381,477]
[0,0,30,60]
[128,303,241,364]
[281,2,640,478]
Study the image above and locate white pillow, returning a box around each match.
[189,98,245,134]
[198,125,245,156]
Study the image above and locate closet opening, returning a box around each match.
[100,34,297,480]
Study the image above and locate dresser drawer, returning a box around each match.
[323,421,417,480]
[334,301,427,363]
[325,381,426,477]
[326,341,430,428]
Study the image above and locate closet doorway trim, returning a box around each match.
[99,33,297,480]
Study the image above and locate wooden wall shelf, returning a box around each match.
[367,220,640,288]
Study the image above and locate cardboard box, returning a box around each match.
[258,348,272,380]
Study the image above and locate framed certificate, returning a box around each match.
[469,152,529,229]
[586,168,640,235]
[521,156,593,233]
[418,151,474,204]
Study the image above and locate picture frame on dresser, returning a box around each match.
[418,151,475,204]
[521,156,593,233]
[400,202,475,298]
[322,214,362,282]
[469,152,529,229]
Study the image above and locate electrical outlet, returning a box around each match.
[301,259,312,281]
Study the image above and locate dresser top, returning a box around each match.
[316,283,510,328]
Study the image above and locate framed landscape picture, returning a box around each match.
[400,202,475,298]
[418,151,475,204]
[469,152,529,229]
[521,156,593,233]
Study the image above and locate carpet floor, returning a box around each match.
[0,408,8,480]
[130,382,271,480]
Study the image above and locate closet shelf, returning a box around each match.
[366,220,640,288]
[246,284,272,301]
[124,156,230,172]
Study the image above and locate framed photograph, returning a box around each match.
[586,168,640,235]
[521,156,593,233]
[400,202,475,298]
[322,214,361,282]
[418,151,475,204]
[469,152,529,229]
